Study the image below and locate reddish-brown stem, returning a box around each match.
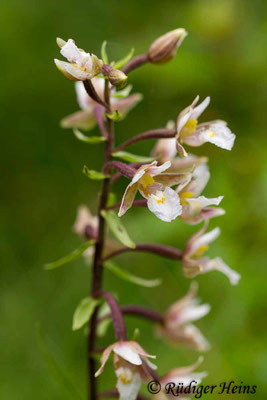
[95,291,127,341]
[99,305,163,324]
[105,161,136,178]
[88,80,113,400]
[103,243,183,262]
[105,199,147,211]
[122,53,149,74]
[114,128,176,152]
[94,105,108,138]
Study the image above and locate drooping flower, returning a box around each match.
[118,161,190,222]
[61,79,142,131]
[176,96,236,157]
[178,165,225,224]
[54,38,102,81]
[73,205,98,239]
[182,222,241,285]
[95,341,156,400]
[157,282,210,351]
[152,357,207,400]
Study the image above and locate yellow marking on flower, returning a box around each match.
[180,191,193,205]
[181,119,198,137]
[140,173,155,188]
[193,245,208,258]
[156,196,166,204]
[208,131,215,137]
[120,374,132,384]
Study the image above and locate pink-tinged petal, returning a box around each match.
[73,205,98,237]
[176,96,199,135]
[190,96,210,120]
[147,187,182,222]
[184,222,209,256]
[154,172,191,188]
[182,207,225,225]
[187,226,220,257]
[113,94,143,117]
[187,195,224,208]
[127,341,156,359]
[201,124,236,150]
[176,141,188,157]
[181,164,210,197]
[169,155,208,173]
[151,138,177,163]
[164,356,204,379]
[202,257,241,285]
[60,110,96,131]
[116,370,141,400]
[113,343,142,365]
[95,344,115,377]
[147,160,171,176]
[118,182,138,217]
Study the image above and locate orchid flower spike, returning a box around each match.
[61,79,142,131]
[95,341,156,400]
[118,161,191,222]
[182,222,241,285]
[54,38,102,81]
[178,165,225,224]
[157,282,210,351]
[176,96,236,157]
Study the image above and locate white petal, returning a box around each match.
[113,343,142,365]
[179,302,211,325]
[176,96,199,135]
[147,160,171,176]
[187,195,224,208]
[190,96,210,120]
[190,227,221,256]
[60,39,81,63]
[201,124,236,150]
[147,187,182,222]
[55,59,90,81]
[116,370,141,400]
[151,138,177,163]
[183,324,210,352]
[204,257,241,285]
[75,81,93,110]
[182,165,210,197]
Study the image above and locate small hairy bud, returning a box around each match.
[102,65,128,89]
[148,28,187,64]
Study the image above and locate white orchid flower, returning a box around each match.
[118,161,191,222]
[95,341,156,400]
[61,80,142,131]
[157,282,210,351]
[54,38,102,81]
[176,96,236,156]
[183,223,241,285]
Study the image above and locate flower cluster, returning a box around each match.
[52,28,241,400]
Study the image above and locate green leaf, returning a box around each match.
[44,240,95,270]
[113,48,135,69]
[101,40,109,64]
[112,151,155,163]
[101,210,136,249]
[105,261,162,288]
[72,297,100,331]
[83,166,110,180]
[106,110,122,121]
[73,128,106,143]
[132,328,140,341]
[36,325,83,400]
[112,84,133,99]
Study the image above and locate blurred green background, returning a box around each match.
[1,0,267,398]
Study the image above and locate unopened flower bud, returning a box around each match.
[102,65,128,89]
[148,28,187,64]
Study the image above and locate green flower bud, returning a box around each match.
[102,65,128,89]
[148,28,187,64]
